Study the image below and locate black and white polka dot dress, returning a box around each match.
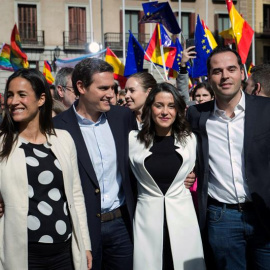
[20,140,72,244]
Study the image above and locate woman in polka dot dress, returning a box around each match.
[0,69,92,270]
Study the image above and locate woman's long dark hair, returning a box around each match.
[0,68,55,160]
[138,82,191,148]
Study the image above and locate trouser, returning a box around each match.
[92,214,133,270]
[206,202,270,270]
[28,239,74,270]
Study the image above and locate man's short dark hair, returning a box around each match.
[250,64,270,97]
[207,46,244,75]
[72,58,114,96]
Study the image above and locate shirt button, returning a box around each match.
[95,189,100,194]
[96,213,101,218]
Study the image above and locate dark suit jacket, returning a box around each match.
[53,102,137,257]
[187,93,270,236]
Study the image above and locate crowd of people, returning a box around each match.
[0,46,270,270]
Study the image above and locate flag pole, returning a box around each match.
[160,45,168,80]
[89,0,93,43]
[205,0,208,25]
[244,64,248,80]
[144,50,166,81]
[149,0,153,75]
[122,0,126,64]
[178,0,181,40]
[251,0,255,65]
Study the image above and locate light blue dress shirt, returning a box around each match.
[73,106,124,213]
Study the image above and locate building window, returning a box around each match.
[217,14,230,32]
[263,5,270,33]
[28,61,39,69]
[214,14,230,45]
[264,46,270,64]
[125,11,139,34]
[175,12,195,40]
[18,4,37,42]
[68,7,86,45]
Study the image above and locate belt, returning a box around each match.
[208,196,253,212]
[101,206,123,222]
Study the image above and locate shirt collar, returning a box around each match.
[72,104,107,125]
[213,90,245,119]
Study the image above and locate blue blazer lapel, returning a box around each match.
[61,107,99,187]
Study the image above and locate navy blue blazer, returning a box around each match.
[187,93,270,236]
[53,102,137,257]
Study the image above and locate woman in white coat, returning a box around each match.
[129,82,205,270]
[0,69,91,270]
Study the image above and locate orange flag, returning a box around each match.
[226,0,254,64]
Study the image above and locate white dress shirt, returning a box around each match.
[206,92,251,204]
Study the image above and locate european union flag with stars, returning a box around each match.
[124,31,145,77]
[171,38,192,76]
[192,15,212,78]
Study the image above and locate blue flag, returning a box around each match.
[171,38,191,75]
[192,15,213,78]
[124,31,145,77]
[140,1,181,34]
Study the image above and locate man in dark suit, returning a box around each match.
[187,47,270,269]
[53,58,137,270]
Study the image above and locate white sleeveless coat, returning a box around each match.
[129,130,205,270]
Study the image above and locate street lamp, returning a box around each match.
[53,46,61,72]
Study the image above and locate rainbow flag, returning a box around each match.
[43,61,54,85]
[105,47,126,89]
[0,43,13,71]
[201,20,217,50]
[10,24,29,70]
[144,23,176,69]
[226,0,254,64]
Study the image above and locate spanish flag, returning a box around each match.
[43,61,54,85]
[105,47,126,89]
[247,62,255,77]
[10,24,29,70]
[201,20,217,50]
[226,0,254,64]
[144,23,176,69]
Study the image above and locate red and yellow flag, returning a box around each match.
[105,47,126,89]
[43,61,54,85]
[10,24,29,70]
[201,20,217,50]
[247,62,255,77]
[226,0,254,64]
[144,23,176,69]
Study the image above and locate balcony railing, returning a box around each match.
[104,33,150,51]
[21,30,45,48]
[63,31,91,50]
[259,23,270,36]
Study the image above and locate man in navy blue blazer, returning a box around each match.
[187,47,270,270]
[53,58,137,270]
